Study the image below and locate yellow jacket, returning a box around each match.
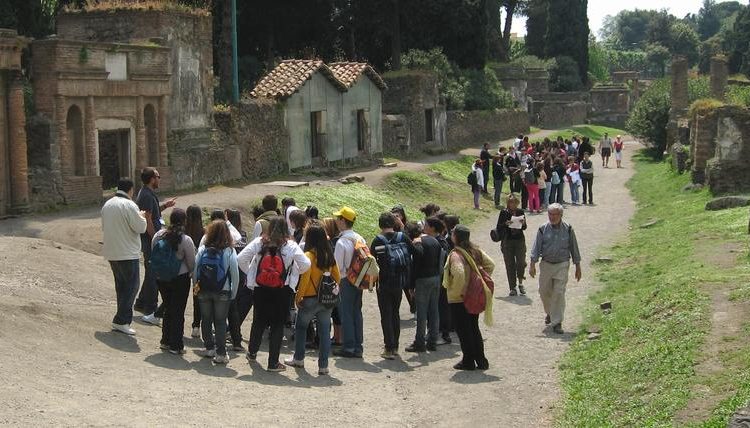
[442,248,495,304]
[296,250,341,306]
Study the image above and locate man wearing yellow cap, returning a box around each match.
[332,206,367,358]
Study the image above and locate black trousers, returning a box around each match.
[377,286,402,352]
[582,176,594,203]
[438,286,452,336]
[157,273,191,351]
[403,288,416,313]
[228,271,252,345]
[451,303,488,369]
[501,239,527,290]
[248,286,290,367]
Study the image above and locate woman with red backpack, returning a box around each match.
[442,225,495,371]
[193,220,239,364]
[238,216,311,372]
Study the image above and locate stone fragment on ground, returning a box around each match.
[682,183,704,192]
[639,218,660,228]
[704,196,750,211]
[263,180,310,188]
[728,404,750,427]
[382,162,398,168]
[339,175,365,184]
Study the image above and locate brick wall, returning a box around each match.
[62,175,102,205]
[446,109,529,151]
[167,127,242,191]
[230,100,289,179]
[382,114,410,154]
[690,110,719,184]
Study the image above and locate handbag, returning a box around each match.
[454,247,494,326]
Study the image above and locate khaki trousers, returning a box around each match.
[538,260,570,326]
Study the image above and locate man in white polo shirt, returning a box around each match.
[101,179,148,335]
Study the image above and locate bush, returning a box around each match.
[401,48,466,110]
[548,56,583,91]
[688,98,725,117]
[509,54,553,70]
[626,76,710,156]
[726,84,750,107]
[461,67,514,110]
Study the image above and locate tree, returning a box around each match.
[646,9,677,48]
[697,0,721,40]
[524,0,547,58]
[669,21,700,62]
[645,43,670,77]
[544,0,588,86]
[725,3,750,76]
[604,9,660,49]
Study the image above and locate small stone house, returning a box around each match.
[250,60,386,169]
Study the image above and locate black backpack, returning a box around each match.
[467,170,478,187]
[316,271,340,309]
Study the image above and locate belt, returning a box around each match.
[541,259,569,264]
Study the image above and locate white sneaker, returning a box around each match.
[284,357,304,368]
[111,323,136,335]
[214,354,229,364]
[201,349,216,358]
[141,313,162,326]
[191,327,200,338]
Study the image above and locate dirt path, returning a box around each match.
[0,133,637,426]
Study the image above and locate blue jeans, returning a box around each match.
[109,259,140,325]
[414,276,441,347]
[293,297,333,368]
[493,179,505,207]
[543,182,551,208]
[197,290,231,356]
[135,237,161,315]
[569,181,580,204]
[338,279,363,355]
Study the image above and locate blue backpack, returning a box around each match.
[150,238,183,282]
[377,232,411,289]
[196,247,229,293]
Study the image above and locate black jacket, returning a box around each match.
[496,208,526,241]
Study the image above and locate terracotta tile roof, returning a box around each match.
[250,59,347,99]
[329,62,388,91]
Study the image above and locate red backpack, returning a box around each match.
[255,246,288,288]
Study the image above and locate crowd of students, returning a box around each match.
[471,132,625,211]
[101,168,499,375]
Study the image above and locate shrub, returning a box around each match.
[688,98,725,117]
[461,67,514,110]
[626,76,710,156]
[401,48,466,110]
[509,54,553,70]
[726,84,750,107]
[548,56,583,92]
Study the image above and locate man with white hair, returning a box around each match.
[529,203,582,334]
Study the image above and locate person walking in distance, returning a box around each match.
[480,143,492,194]
[529,203,582,334]
[134,167,176,326]
[492,150,507,209]
[599,132,613,168]
[613,135,624,168]
[580,152,594,205]
[101,179,148,335]
[442,225,495,370]
[470,159,485,210]
[371,212,413,359]
[495,194,527,296]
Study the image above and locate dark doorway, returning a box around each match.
[356,109,367,152]
[424,108,434,143]
[98,129,130,190]
[310,111,325,165]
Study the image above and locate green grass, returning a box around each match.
[529,126,541,134]
[547,124,626,142]
[559,151,750,427]
[273,155,491,241]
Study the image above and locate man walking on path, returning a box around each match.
[599,133,613,168]
[134,167,176,326]
[529,203,582,334]
[480,143,491,194]
[101,179,148,335]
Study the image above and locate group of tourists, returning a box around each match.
[471,132,624,211]
[101,158,583,376]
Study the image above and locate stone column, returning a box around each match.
[7,71,30,210]
[135,96,147,171]
[0,71,8,214]
[670,56,689,119]
[158,95,168,166]
[56,96,72,177]
[710,56,728,100]
[84,96,97,176]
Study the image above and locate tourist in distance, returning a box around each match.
[101,178,148,336]
[134,167,176,326]
[185,204,205,338]
[285,222,339,375]
[252,195,280,239]
[442,225,495,370]
[406,216,443,353]
[470,158,485,210]
[492,149,507,209]
[599,132,613,168]
[536,163,548,211]
[239,216,310,371]
[151,208,195,355]
[613,135,625,168]
[194,220,239,364]
[529,203,582,334]
[495,194,527,296]
[523,159,541,213]
[480,143,492,194]
[566,156,582,206]
[580,152,594,205]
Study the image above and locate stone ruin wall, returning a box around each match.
[706,106,750,194]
